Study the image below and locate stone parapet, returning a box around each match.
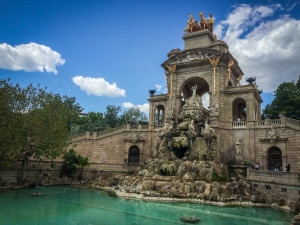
[1,160,135,173]
[247,169,299,186]
[70,124,149,142]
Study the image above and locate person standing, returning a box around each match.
[285,164,291,172]
[255,163,259,170]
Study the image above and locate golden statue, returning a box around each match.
[165,64,176,99]
[227,59,234,80]
[209,57,220,95]
[237,74,243,86]
[207,13,214,33]
[199,12,207,30]
[182,14,201,34]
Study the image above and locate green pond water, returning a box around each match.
[0,186,293,225]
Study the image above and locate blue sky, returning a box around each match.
[0,0,300,114]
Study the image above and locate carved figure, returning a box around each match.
[182,84,202,110]
[208,56,220,68]
[209,57,220,95]
[131,132,140,144]
[210,101,219,117]
[166,105,174,119]
[201,120,216,140]
[158,121,174,138]
[237,74,243,86]
[207,13,214,33]
[235,138,243,163]
[165,65,176,99]
[182,14,201,34]
[267,127,278,139]
[189,120,196,131]
[199,12,207,30]
[227,59,234,80]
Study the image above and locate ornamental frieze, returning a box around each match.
[161,48,223,69]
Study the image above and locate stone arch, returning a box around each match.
[228,81,233,87]
[179,77,210,110]
[267,146,282,170]
[154,105,165,126]
[128,145,140,164]
[232,98,247,121]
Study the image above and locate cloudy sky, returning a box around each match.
[0,0,299,115]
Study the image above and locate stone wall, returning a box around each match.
[0,161,131,187]
[217,117,300,172]
[70,124,157,164]
[247,169,300,201]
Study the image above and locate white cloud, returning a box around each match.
[122,102,149,113]
[155,84,162,92]
[72,76,126,97]
[0,42,65,74]
[216,4,300,92]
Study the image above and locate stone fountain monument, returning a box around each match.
[141,84,226,182]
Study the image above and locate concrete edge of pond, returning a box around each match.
[84,185,293,212]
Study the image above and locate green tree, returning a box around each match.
[104,105,121,128]
[61,149,89,181]
[0,79,82,168]
[120,106,148,125]
[263,77,300,119]
[71,112,104,134]
[77,155,89,181]
[61,149,80,177]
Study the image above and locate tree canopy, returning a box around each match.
[120,106,148,125]
[263,77,300,119]
[71,105,149,134]
[0,79,82,167]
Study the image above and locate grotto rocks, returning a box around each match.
[90,172,276,207]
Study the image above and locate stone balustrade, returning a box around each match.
[232,121,247,128]
[70,124,149,142]
[229,117,300,130]
[254,117,300,129]
[247,169,299,186]
[5,160,130,172]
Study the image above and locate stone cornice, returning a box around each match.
[148,94,168,102]
[225,85,263,103]
[258,138,288,143]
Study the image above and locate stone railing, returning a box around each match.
[70,124,149,142]
[88,162,125,170]
[255,117,300,130]
[232,121,247,128]
[247,169,299,185]
[154,125,163,129]
[9,160,63,168]
[4,160,133,172]
[271,119,281,125]
[285,117,300,127]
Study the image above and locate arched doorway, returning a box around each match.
[228,81,233,87]
[180,77,210,110]
[232,98,247,121]
[268,146,282,170]
[128,146,140,164]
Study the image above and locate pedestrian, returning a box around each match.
[274,164,279,171]
[285,164,291,172]
[255,162,259,170]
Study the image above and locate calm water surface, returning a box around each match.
[0,186,293,225]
